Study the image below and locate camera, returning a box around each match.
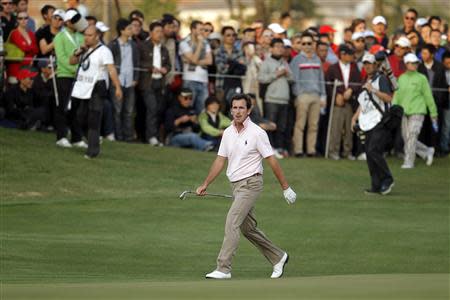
[353,123,366,144]
[374,50,398,90]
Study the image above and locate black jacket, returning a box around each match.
[137,40,171,91]
[418,61,449,109]
[165,101,199,135]
[107,38,140,84]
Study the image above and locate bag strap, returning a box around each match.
[365,88,386,116]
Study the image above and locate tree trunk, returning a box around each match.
[254,0,269,25]
[374,0,383,16]
[281,0,292,13]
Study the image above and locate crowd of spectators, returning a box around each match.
[1,1,449,163]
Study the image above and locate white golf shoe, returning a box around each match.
[56,138,72,148]
[72,141,88,149]
[271,252,289,279]
[205,270,231,279]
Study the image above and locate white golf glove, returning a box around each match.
[283,187,296,204]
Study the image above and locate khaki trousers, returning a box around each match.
[329,103,353,157]
[401,115,428,166]
[292,93,321,154]
[216,174,284,273]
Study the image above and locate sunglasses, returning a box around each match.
[355,38,365,43]
[53,16,63,21]
[18,16,29,20]
[302,42,313,46]
[224,33,236,37]
[1,1,12,5]
[181,96,193,100]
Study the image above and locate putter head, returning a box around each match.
[179,190,189,200]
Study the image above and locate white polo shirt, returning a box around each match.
[218,117,274,182]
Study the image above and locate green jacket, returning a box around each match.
[392,71,438,117]
[199,111,231,137]
[53,29,84,78]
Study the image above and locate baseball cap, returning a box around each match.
[338,44,355,55]
[369,44,385,55]
[180,88,193,97]
[404,53,419,64]
[268,23,286,34]
[95,21,110,33]
[17,68,38,80]
[362,53,376,64]
[52,9,66,19]
[352,32,365,41]
[63,9,78,22]
[319,25,336,34]
[364,30,375,38]
[395,36,411,48]
[283,38,292,48]
[415,18,428,27]
[208,32,222,41]
[372,16,387,25]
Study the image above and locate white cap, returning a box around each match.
[372,16,387,25]
[351,32,365,40]
[404,53,419,64]
[52,9,66,19]
[364,30,375,38]
[208,32,222,41]
[268,23,286,34]
[395,36,411,48]
[283,38,292,47]
[362,53,376,64]
[63,9,78,22]
[96,21,110,33]
[415,18,428,27]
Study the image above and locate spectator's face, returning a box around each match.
[430,19,441,31]
[131,20,142,36]
[17,12,28,29]
[319,35,329,44]
[130,14,144,24]
[243,31,256,43]
[151,25,163,43]
[352,38,365,51]
[340,52,354,64]
[163,23,176,38]
[291,37,302,52]
[41,66,52,78]
[406,62,418,71]
[270,42,284,56]
[363,62,377,75]
[209,39,220,50]
[206,102,220,114]
[178,94,193,108]
[223,29,236,45]
[343,30,353,42]
[84,26,99,47]
[17,0,27,12]
[300,37,314,54]
[86,19,96,26]
[51,14,64,29]
[316,44,328,61]
[430,31,441,47]
[407,32,419,47]
[372,23,385,35]
[122,24,133,39]
[192,24,204,39]
[354,22,366,33]
[443,58,450,70]
[20,77,34,89]
[261,30,273,45]
[403,12,416,29]
[394,45,408,57]
[203,24,213,36]
[421,26,431,43]
[1,0,13,14]
[43,8,55,22]
[421,49,433,63]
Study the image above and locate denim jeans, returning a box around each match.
[183,80,208,114]
[102,97,114,137]
[169,132,211,151]
[441,108,450,152]
[112,86,135,141]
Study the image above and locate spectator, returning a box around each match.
[32,59,56,130]
[203,22,214,39]
[429,30,446,62]
[179,20,212,114]
[0,0,16,40]
[165,88,214,151]
[64,0,88,17]
[418,44,448,155]
[108,18,140,142]
[161,16,178,88]
[407,30,421,55]
[319,25,338,54]
[130,16,148,43]
[6,10,38,84]
[350,18,366,33]
[85,15,97,26]
[70,25,122,159]
[420,23,432,44]
[395,8,420,36]
[258,38,292,155]
[247,92,277,132]
[327,44,361,160]
[441,51,450,155]
[199,96,231,147]
[352,31,368,72]
[290,33,302,58]
[343,27,353,44]
[35,5,55,33]
[428,16,441,31]
[242,42,262,101]
[241,27,256,45]
[257,29,273,60]
[215,26,246,109]
[388,37,410,78]
[372,16,389,48]
[393,53,438,168]
[318,33,338,64]
[290,32,326,157]
[4,68,46,129]
[15,0,34,32]
[36,9,64,61]
[316,41,331,74]
[280,12,295,38]
[137,21,171,146]
[53,8,85,148]
[268,23,286,39]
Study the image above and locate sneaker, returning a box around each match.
[357,153,367,161]
[203,143,215,152]
[149,137,163,146]
[401,163,414,169]
[105,133,115,142]
[364,189,380,195]
[294,153,304,158]
[271,252,289,279]
[329,153,340,160]
[72,141,88,149]
[56,138,72,148]
[380,181,394,195]
[426,147,434,166]
[274,149,284,159]
[205,270,231,279]
[347,155,356,161]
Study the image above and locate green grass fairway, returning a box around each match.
[1,128,449,299]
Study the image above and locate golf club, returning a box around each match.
[179,190,233,200]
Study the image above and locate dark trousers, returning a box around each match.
[78,81,106,158]
[365,124,393,191]
[142,79,164,142]
[54,77,83,142]
[264,102,289,150]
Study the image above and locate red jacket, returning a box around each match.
[388,54,406,79]
[6,29,39,79]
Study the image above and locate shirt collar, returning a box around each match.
[232,116,250,133]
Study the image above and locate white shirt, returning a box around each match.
[71,44,113,100]
[152,43,162,79]
[179,38,211,83]
[339,61,351,88]
[357,75,385,131]
[218,118,274,182]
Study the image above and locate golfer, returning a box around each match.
[196,93,297,279]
